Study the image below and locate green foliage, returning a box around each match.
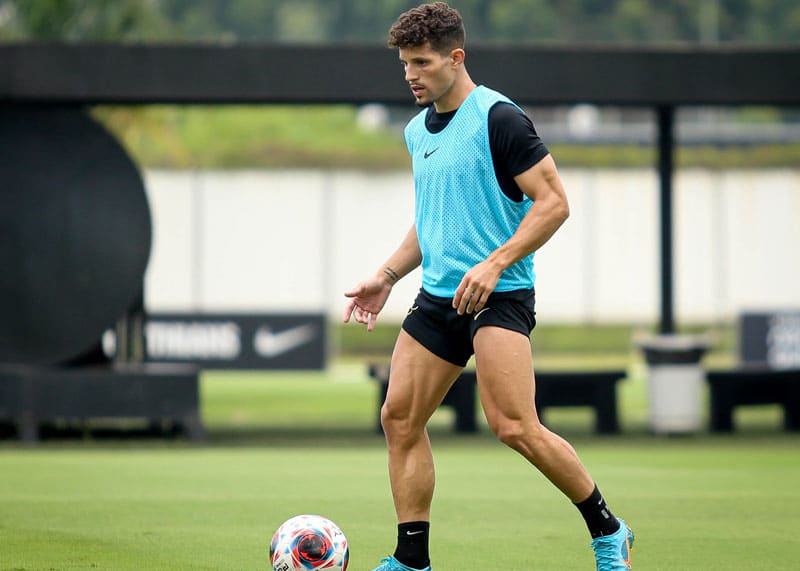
[10,2,798,169]
[549,144,656,168]
[678,143,800,169]
[3,0,800,44]
[551,142,800,169]
[2,0,169,41]
[93,105,409,170]
[7,1,798,169]
[92,105,800,170]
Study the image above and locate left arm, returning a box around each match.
[453,153,569,314]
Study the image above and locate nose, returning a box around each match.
[404,64,417,83]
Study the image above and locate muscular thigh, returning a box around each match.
[472,326,539,424]
[384,329,464,425]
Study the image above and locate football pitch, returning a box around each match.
[1,371,799,570]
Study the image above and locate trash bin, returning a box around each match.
[637,334,712,434]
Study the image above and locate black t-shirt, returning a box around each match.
[424,102,550,202]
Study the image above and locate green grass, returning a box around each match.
[2,435,799,570]
[2,363,799,569]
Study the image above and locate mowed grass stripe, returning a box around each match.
[1,440,798,570]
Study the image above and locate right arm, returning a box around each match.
[343,224,421,331]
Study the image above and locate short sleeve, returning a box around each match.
[489,102,549,177]
[489,102,550,201]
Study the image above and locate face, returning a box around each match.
[398,43,460,110]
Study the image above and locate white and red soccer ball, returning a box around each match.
[270,514,349,571]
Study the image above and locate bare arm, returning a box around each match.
[343,224,422,331]
[453,154,569,314]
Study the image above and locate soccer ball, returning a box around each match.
[269,514,349,571]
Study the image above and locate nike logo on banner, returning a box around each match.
[473,307,491,321]
[423,148,439,159]
[253,324,318,358]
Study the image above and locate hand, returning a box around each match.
[343,277,392,332]
[452,259,503,315]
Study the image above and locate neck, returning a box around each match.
[434,71,477,113]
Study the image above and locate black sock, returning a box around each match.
[393,521,430,569]
[574,485,621,539]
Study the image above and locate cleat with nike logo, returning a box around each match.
[371,556,431,571]
[591,518,634,570]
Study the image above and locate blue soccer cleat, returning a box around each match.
[591,518,634,570]
[371,556,432,571]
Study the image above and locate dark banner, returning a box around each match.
[740,311,800,369]
[143,313,326,370]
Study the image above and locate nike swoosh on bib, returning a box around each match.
[253,324,318,358]
[423,148,439,159]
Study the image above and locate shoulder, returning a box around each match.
[488,102,539,143]
[487,100,549,179]
[489,101,530,127]
[471,85,515,113]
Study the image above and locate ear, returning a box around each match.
[450,48,466,66]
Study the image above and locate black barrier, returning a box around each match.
[0,106,151,366]
[139,313,327,370]
[0,106,205,441]
[1,44,798,106]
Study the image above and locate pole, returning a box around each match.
[657,105,675,334]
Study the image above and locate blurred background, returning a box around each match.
[1,0,799,437]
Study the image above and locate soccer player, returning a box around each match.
[343,3,634,570]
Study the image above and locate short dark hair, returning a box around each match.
[388,2,465,54]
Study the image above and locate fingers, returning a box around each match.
[453,284,487,315]
[342,298,357,323]
[344,296,379,331]
[343,283,366,324]
[354,304,377,329]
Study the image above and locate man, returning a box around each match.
[343,3,634,570]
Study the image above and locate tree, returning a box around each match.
[2,0,798,45]
[5,0,169,41]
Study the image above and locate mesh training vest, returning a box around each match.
[404,85,535,297]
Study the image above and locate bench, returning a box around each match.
[706,368,800,432]
[369,364,625,434]
[0,363,204,442]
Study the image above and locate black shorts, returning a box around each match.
[401,287,536,367]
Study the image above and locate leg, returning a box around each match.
[473,326,594,501]
[474,327,634,570]
[382,329,463,522]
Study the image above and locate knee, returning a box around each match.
[379,402,403,436]
[380,401,422,446]
[490,417,543,453]
[492,419,526,450]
